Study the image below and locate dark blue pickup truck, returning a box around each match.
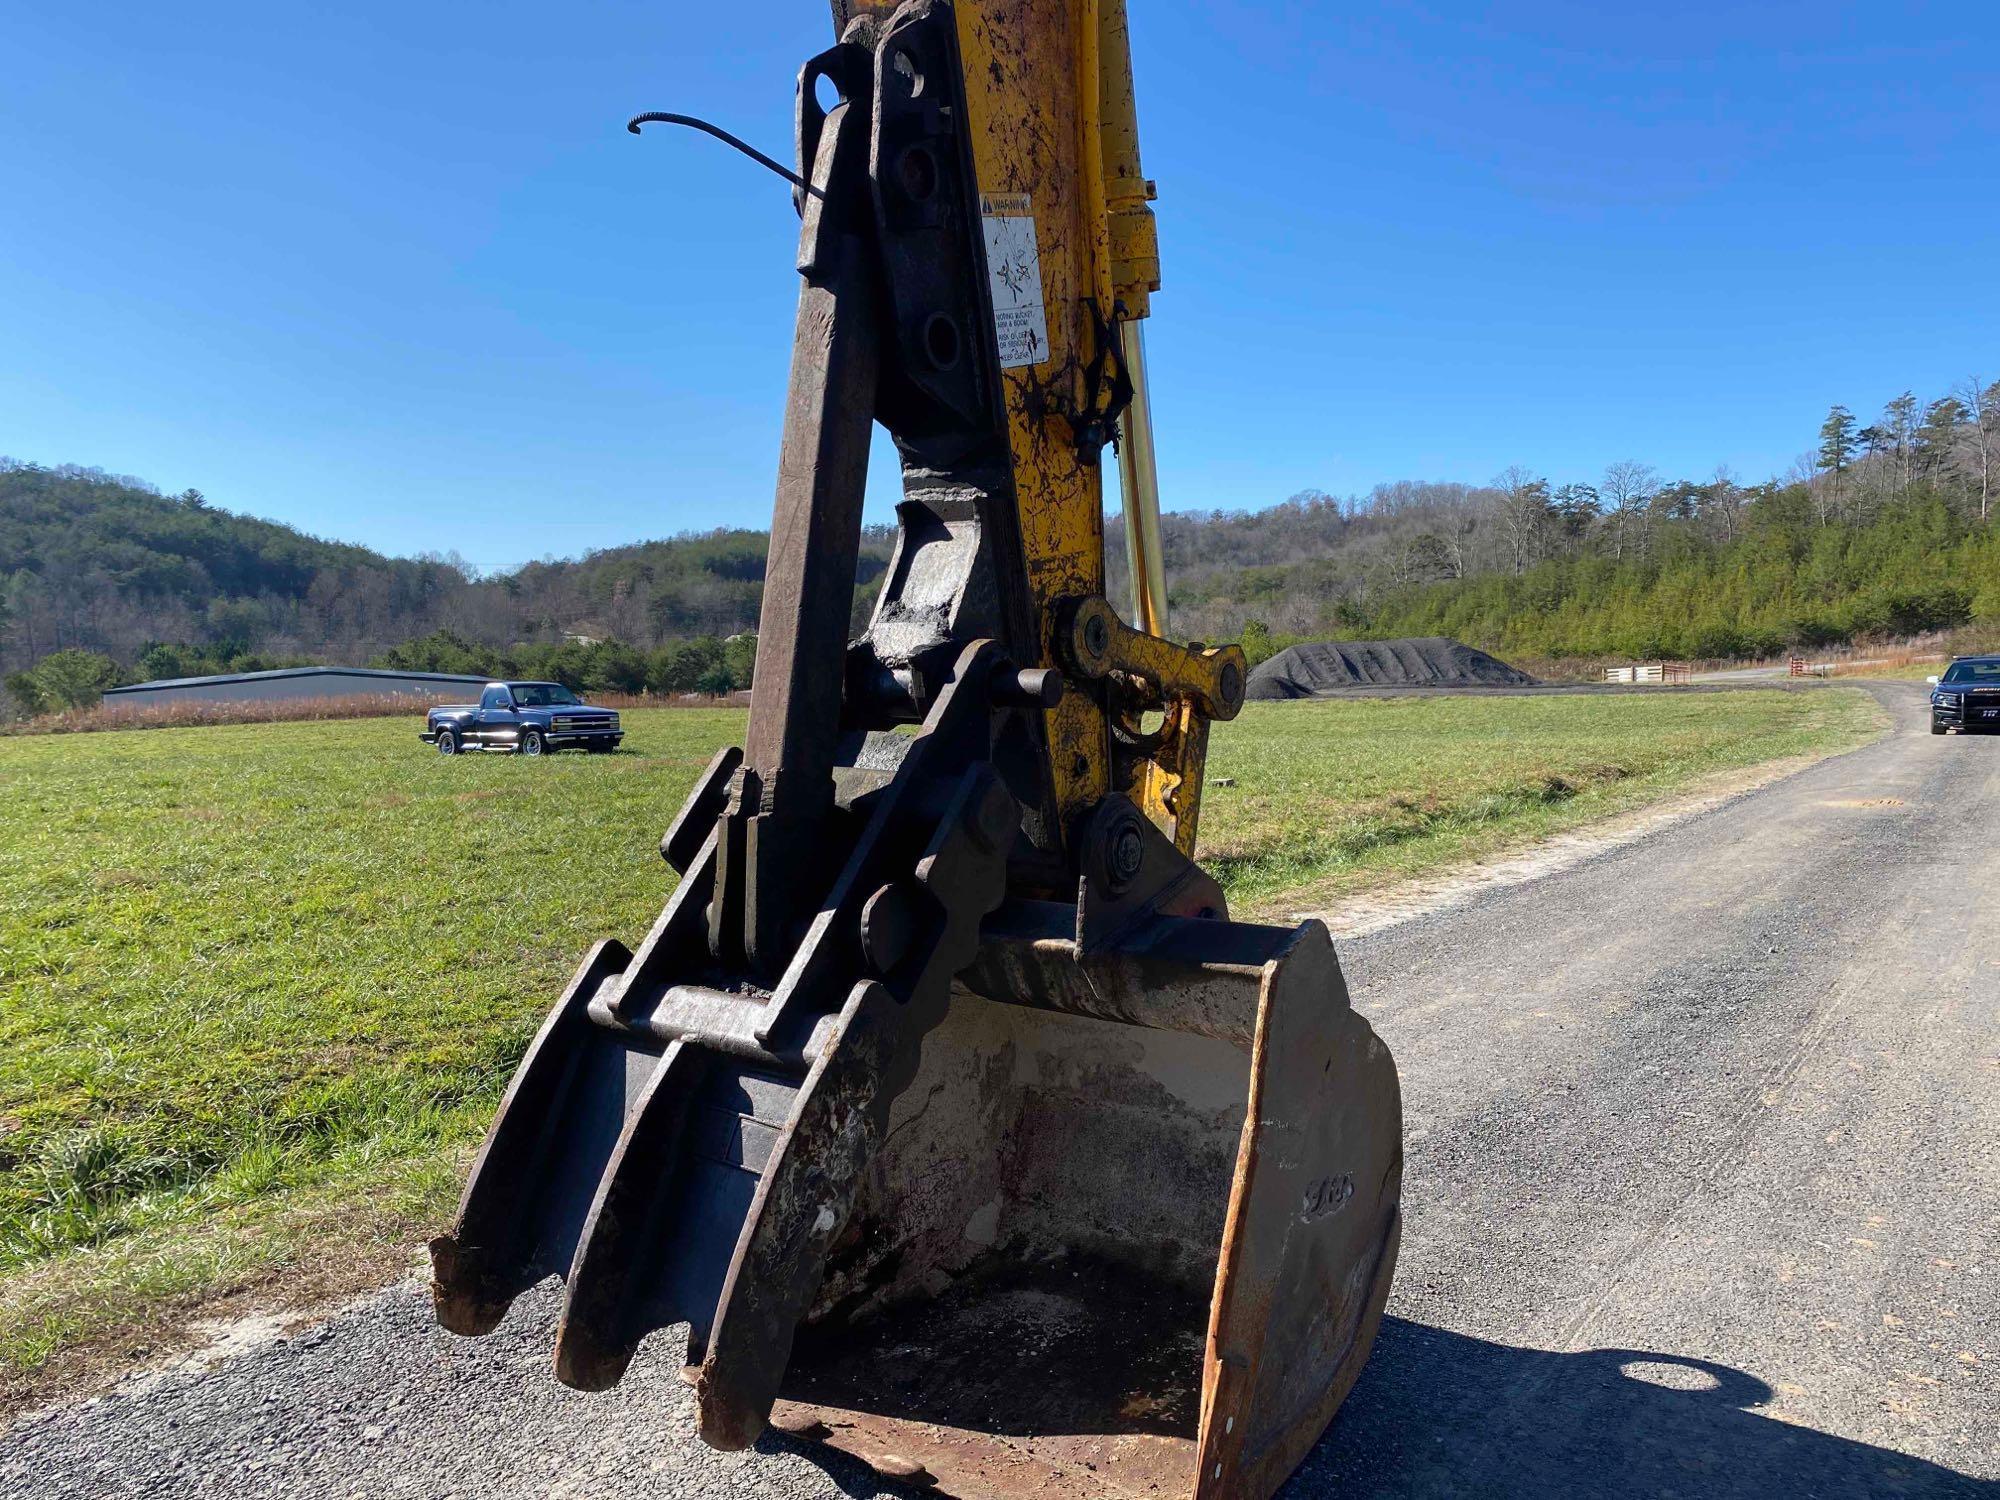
[421,681,623,756]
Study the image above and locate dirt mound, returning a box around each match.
[1246,638,1537,699]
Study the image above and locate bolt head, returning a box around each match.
[1110,822,1146,885]
[1083,612,1112,658]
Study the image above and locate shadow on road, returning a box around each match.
[768,1315,1993,1498]
[1300,1317,1994,1498]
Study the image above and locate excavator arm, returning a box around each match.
[429,5,1402,1496]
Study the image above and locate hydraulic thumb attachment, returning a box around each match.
[430,4,1401,1496]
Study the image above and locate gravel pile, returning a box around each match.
[1246,638,1536,699]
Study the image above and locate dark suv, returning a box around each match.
[1929,656,2000,735]
[421,682,623,756]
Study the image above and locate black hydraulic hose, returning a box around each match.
[626,111,821,199]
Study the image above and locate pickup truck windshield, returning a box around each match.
[1942,662,2000,685]
[511,684,582,707]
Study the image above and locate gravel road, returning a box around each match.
[5,682,1993,1498]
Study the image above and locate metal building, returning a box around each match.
[103,666,490,712]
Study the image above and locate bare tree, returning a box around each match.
[1882,391,1919,490]
[1700,465,1746,545]
[1432,487,1481,579]
[1959,377,1997,523]
[1782,449,1844,527]
[1601,461,1657,560]
[1492,466,1551,574]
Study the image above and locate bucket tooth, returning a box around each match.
[551,1043,708,1391]
[554,1043,806,1392]
[694,981,900,1449]
[429,938,635,1337]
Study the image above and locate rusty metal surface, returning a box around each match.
[779,1251,1209,1497]
[755,941,1401,1500]
[432,640,1027,1420]
[963,901,1283,1048]
[731,45,882,973]
[1068,793,1227,955]
[784,983,1250,1497]
[695,758,1020,1446]
[741,47,878,801]
[659,746,743,875]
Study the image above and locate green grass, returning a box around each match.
[0,690,1881,1387]
[1205,689,1883,910]
[0,711,736,1387]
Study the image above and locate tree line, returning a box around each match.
[5,367,1996,712]
[3,629,765,715]
[372,629,759,698]
[1120,373,1999,658]
[1,459,882,681]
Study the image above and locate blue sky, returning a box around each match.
[4,2,1995,572]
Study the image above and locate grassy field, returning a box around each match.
[1202,689,1882,911]
[0,688,1881,1397]
[1833,659,1953,681]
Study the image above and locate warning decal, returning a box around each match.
[980,193,1050,370]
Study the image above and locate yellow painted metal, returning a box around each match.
[1059,594,1247,857]
[1060,597,1246,723]
[950,0,1116,839]
[1094,0,1167,639]
[1097,0,1160,317]
[832,0,1220,853]
[1116,318,1169,637]
[1090,0,1188,845]
[1077,0,1115,322]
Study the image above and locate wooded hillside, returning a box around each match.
[0,459,888,681]
[1120,377,2000,658]
[5,370,1996,708]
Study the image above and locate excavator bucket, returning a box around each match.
[771,915,1402,1499]
[430,3,1402,1495]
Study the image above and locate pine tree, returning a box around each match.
[1817,406,1857,475]
[1917,397,1969,483]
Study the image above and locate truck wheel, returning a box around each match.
[1931,721,1947,736]
[436,729,460,756]
[519,728,545,757]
